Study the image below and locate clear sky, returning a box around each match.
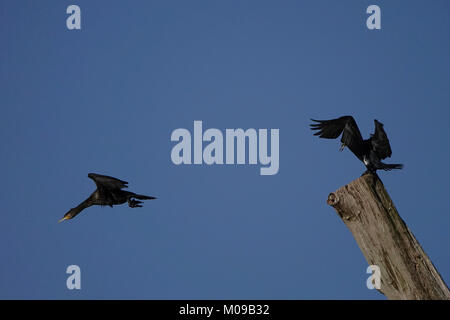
[0,0,448,299]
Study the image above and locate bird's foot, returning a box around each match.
[361,170,380,182]
[361,169,377,177]
[128,199,143,208]
[361,170,371,176]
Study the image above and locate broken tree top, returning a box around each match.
[327,173,449,300]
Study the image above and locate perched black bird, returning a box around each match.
[59,173,156,222]
[310,116,403,174]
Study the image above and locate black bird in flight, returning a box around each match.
[59,173,156,222]
[310,116,403,174]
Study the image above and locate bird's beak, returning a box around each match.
[58,216,69,223]
[339,143,345,151]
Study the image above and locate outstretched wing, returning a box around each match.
[88,173,128,190]
[371,120,392,159]
[310,116,364,153]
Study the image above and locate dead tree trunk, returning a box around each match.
[327,173,449,300]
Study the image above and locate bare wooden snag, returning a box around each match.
[327,173,450,300]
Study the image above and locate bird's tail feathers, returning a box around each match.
[133,194,157,200]
[379,163,403,171]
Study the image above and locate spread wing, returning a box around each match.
[310,116,364,154]
[371,120,392,159]
[88,173,128,190]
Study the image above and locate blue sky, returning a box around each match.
[0,0,448,299]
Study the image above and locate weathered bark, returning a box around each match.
[327,173,450,300]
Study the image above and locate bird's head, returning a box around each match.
[58,208,77,223]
